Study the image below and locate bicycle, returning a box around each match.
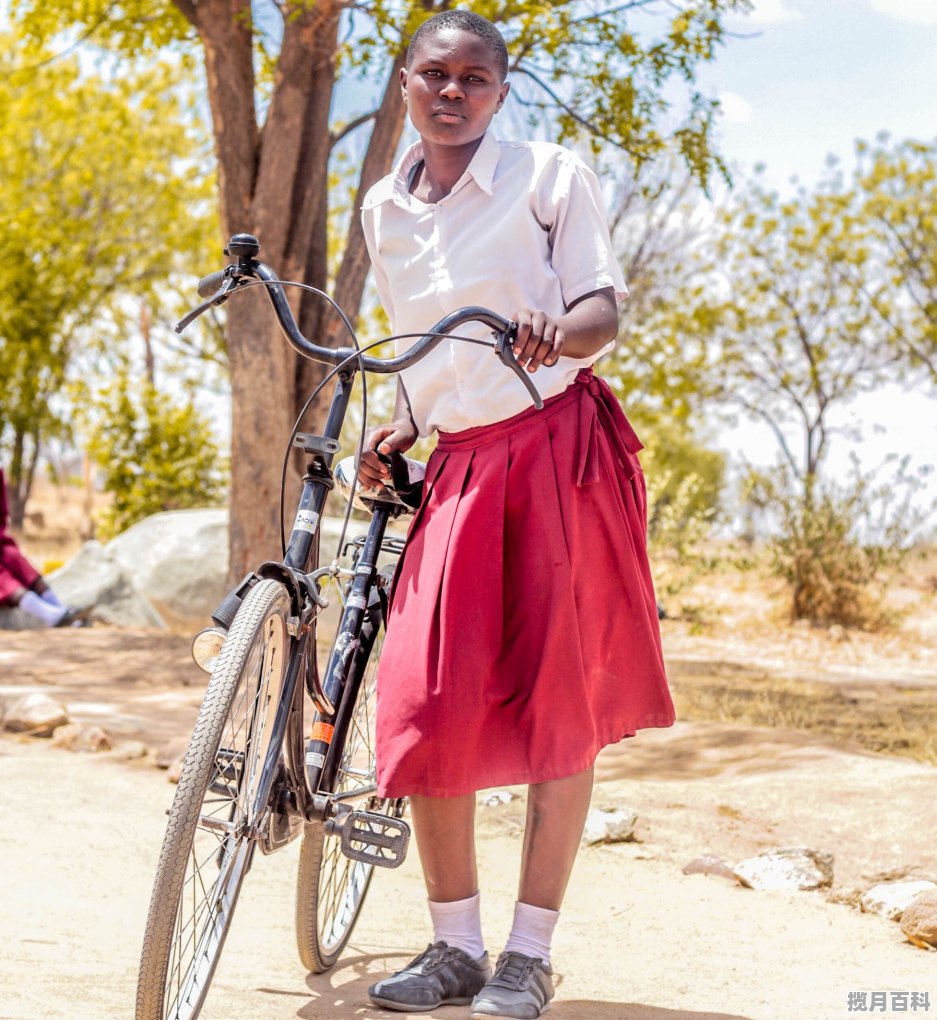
[134,232,543,1020]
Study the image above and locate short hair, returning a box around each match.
[406,11,509,81]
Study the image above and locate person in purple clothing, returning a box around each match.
[0,468,90,627]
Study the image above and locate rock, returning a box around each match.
[155,737,190,770]
[582,807,638,845]
[167,755,186,784]
[480,790,518,807]
[900,891,937,949]
[110,740,150,761]
[0,605,43,630]
[105,509,229,628]
[2,693,69,736]
[49,540,164,629]
[826,887,864,909]
[683,855,738,882]
[50,723,113,753]
[734,847,834,891]
[861,880,937,921]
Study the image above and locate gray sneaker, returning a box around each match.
[368,941,492,1012]
[470,951,555,1019]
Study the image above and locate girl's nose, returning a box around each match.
[439,79,465,99]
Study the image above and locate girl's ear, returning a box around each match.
[497,81,510,109]
[400,65,408,100]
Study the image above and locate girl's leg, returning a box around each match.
[517,764,594,910]
[471,768,594,1019]
[367,794,490,1010]
[409,793,478,901]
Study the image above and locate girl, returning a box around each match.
[358,12,674,1017]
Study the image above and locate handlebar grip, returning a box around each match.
[197,270,226,298]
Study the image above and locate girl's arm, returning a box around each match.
[358,377,418,486]
[512,286,618,372]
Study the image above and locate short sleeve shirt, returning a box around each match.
[361,131,627,436]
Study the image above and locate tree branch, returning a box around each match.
[330,109,379,148]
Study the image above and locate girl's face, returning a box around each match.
[401,28,510,150]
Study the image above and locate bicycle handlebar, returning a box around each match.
[176,233,543,408]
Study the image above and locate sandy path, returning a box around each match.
[1,628,936,1020]
[1,726,935,1020]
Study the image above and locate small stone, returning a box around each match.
[167,755,186,784]
[582,807,637,845]
[734,847,834,891]
[480,790,518,807]
[862,880,937,921]
[50,723,113,753]
[3,693,69,737]
[156,737,190,770]
[683,855,738,882]
[110,740,149,761]
[900,891,937,949]
[826,887,864,909]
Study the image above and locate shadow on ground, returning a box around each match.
[276,951,753,1020]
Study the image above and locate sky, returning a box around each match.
[705,0,937,193]
[684,0,937,515]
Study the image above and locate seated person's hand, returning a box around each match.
[358,421,418,488]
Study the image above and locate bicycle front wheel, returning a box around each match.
[295,611,400,973]
[136,579,292,1020]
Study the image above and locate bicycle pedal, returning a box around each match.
[327,809,410,869]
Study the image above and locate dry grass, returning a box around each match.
[660,543,937,766]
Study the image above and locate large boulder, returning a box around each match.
[105,509,229,628]
[49,540,164,629]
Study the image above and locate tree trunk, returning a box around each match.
[175,0,415,581]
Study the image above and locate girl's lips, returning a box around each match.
[433,110,465,121]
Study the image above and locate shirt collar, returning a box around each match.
[367,130,501,208]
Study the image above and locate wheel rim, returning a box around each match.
[315,629,385,956]
[162,607,288,1020]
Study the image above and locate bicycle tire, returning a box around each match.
[136,579,292,1020]
[295,613,397,972]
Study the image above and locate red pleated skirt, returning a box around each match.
[375,369,675,798]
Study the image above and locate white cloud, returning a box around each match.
[869,0,937,25]
[718,90,754,124]
[746,0,803,24]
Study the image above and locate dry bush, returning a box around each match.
[742,457,933,630]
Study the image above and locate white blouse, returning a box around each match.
[361,130,627,436]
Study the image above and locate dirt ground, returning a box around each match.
[2,618,936,1020]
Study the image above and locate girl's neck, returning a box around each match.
[412,135,485,203]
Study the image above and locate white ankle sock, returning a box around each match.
[20,590,67,627]
[503,901,559,965]
[39,588,64,609]
[428,892,485,959]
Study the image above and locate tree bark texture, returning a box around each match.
[174,0,412,581]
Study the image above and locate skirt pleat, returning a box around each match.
[375,369,675,797]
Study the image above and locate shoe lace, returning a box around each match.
[493,951,541,989]
[407,941,465,973]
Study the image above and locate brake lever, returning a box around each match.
[493,324,544,410]
[174,270,241,334]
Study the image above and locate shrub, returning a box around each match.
[741,457,932,629]
[85,369,227,539]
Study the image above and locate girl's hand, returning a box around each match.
[511,308,565,373]
[358,421,418,487]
